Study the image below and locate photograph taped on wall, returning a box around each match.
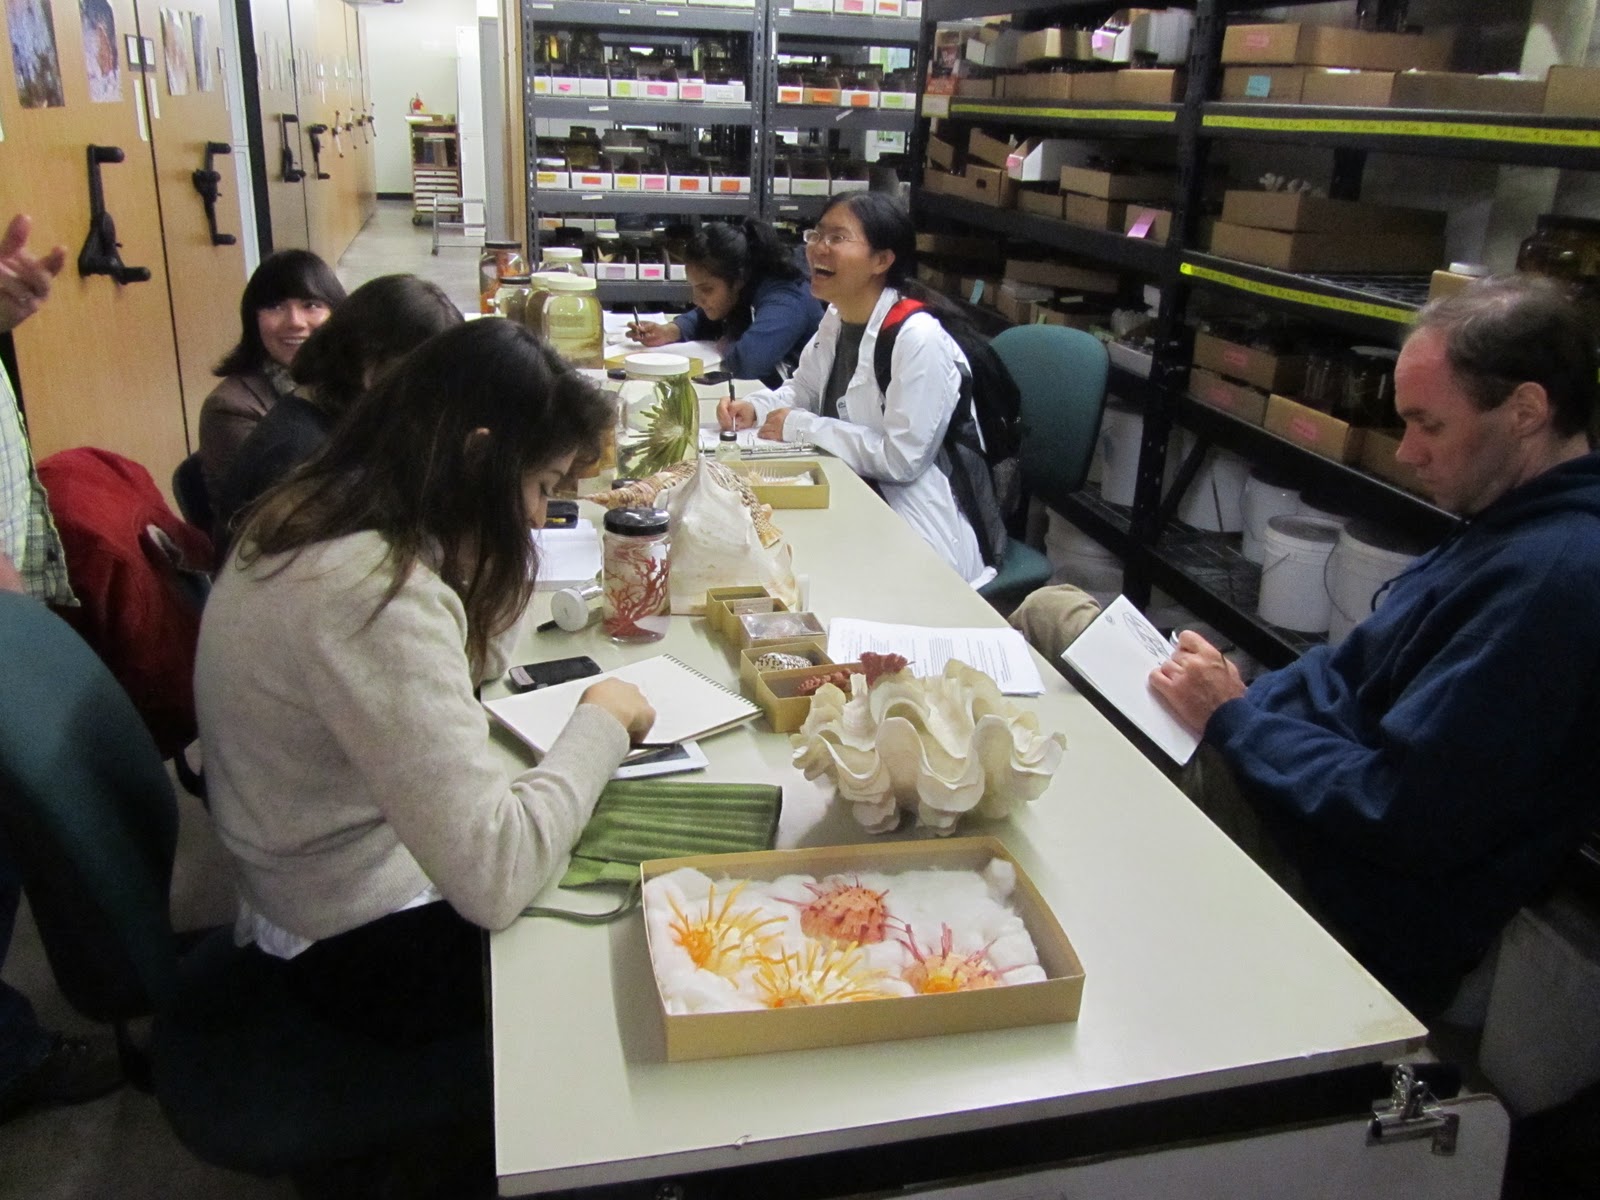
[8,0,67,108]
[79,0,121,102]
[190,11,211,92]
[160,8,190,96]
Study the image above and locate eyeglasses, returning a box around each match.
[801,229,858,247]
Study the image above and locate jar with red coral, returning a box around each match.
[602,507,671,642]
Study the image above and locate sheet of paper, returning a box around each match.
[531,523,601,590]
[695,427,813,456]
[826,618,1046,696]
[1061,595,1199,765]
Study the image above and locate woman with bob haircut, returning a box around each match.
[720,192,991,585]
[198,250,346,502]
[195,318,654,1050]
[212,273,462,553]
[628,218,822,386]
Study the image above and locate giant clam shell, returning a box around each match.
[790,660,1066,835]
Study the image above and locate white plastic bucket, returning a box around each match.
[1241,471,1301,563]
[1258,515,1342,633]
[1096,402,1145,506]
[1297,496,1352,528]
[1326,521,1424,646]
[1176,446,1249,532]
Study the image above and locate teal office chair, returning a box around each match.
[0,592,489,1185]
[979,325,1110,609]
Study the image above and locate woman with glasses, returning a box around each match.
[718,192,993,586]
[626,218,822,387]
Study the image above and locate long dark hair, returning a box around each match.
[682,218,802,338]
[818,191,977,334]
[241,320,615,674]
[214,250,346,377]
[289,274,462,420]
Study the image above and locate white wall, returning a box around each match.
[363,0,478,194]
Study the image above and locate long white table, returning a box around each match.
[488,457,1424,1195]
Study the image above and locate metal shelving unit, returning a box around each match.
[769,105,919,133]
[948,98,1181,135]
[531,96,757,126]
[919,191,1169,272]
[1179,254,1426,342]
[530,191,757,215]
[771,9,921,43]
[593,279,694,303]
[524,0,759,32]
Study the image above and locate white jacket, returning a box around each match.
[745,288,989,585]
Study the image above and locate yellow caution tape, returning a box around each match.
[952,103,1178,124]
[1202,112,1600,150]
[1180,260,1417,324]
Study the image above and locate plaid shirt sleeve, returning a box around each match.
[0,365,75,605]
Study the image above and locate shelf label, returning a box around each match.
[656,7,681,15]
[581,193,605,201]
[951,102,1177,125]
[1180,260,1416,325]
[588,105,610,113]
[1202,112,1600,151]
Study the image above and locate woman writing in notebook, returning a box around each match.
[627,218,822,387]
[718,192,991,586]
[195,319,653,1053]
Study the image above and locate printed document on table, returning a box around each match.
[1060,595,1199,765]
[826,618,1045,696]
[530,524,601,590]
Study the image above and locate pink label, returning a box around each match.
[1203,383,1234,409]
[1289,416,1321,442]
[645,83,670,97]
[1222,346,1249,368]
[1006,152,1024,170]
[1126,208,1157,239]
[554,81,577,94]
[1244,31,1270,50]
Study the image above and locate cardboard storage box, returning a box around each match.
[967,128,1016,168]
[703,586,787,640]
[1017,188,1066,219]
[1122,203,1172,243]
[641,837,1087,1061]
[1069,70,1120,102]
[1001,71,1077,101]
[1209,221,1443,272]
[1004,257,1119,292]
[1544,65,1600,118]
[1063,193,1127,231]
[1017,27,1092,63]
[1219,189,1445,235]
[1428,267,1484,301]
[955,77,997,98]
[1221,66,1307,103]
[915,233,1001,261]
[1188,366,1270,425]
[960,275,1002,306]
[1115,67,1183,103]
[1006,137,1075,183]
[926,133,959,172]
[1358,429,1425,493]
[1303,68,1545,112]
[1058,164,1174,202]
[994,281,1054,324]
[1265,393,1364,463]
[736,636,831,694]
[742,653,859,734]
[733,460,830,509]
[922,165,1017,209]
[1192,331,1306,393]
[1221,23,1451,71]
[736,610,827,651]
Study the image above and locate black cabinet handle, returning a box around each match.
[279,114,305,183]
[305,123,332,179]
[77,145,151,284]
[191,140,237,246]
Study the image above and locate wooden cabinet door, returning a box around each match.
[0,0,189,481]
[251,0,308,251]
[345,1,374,227]
[132,0,249,447]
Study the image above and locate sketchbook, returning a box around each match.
[484,655,759,755]
[1060,595,1200,765]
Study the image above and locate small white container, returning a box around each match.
[1257,516,1342,634]
[1326,521,1424,647]
[1175,445,1249,533]
[1240,471,1301,564]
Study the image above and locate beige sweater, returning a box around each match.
[195,530,629,940]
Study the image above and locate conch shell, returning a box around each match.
[790,660,1066,835]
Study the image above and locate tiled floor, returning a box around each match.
[0,201,447,1200]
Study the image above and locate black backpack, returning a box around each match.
[872,298,1023,568]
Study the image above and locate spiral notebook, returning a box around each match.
[484,655,760,755]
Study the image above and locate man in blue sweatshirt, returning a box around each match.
[1151,275,1600,1018]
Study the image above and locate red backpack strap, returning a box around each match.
[873,297,929,395]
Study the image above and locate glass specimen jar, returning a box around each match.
[615,351,697,479]
[479,240,527,315]
[539,274,604,367]
[603,507,671,642]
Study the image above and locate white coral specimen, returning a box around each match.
[790,660,1066,835]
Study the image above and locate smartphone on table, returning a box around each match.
[506,655,602,693]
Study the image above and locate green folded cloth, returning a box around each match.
[558,780,784,889]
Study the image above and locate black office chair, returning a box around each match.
[171,451,213,536]
[0,591,489,1186]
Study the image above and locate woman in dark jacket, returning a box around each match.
[628,219,822,386]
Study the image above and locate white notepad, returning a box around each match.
[484,655,760,754]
